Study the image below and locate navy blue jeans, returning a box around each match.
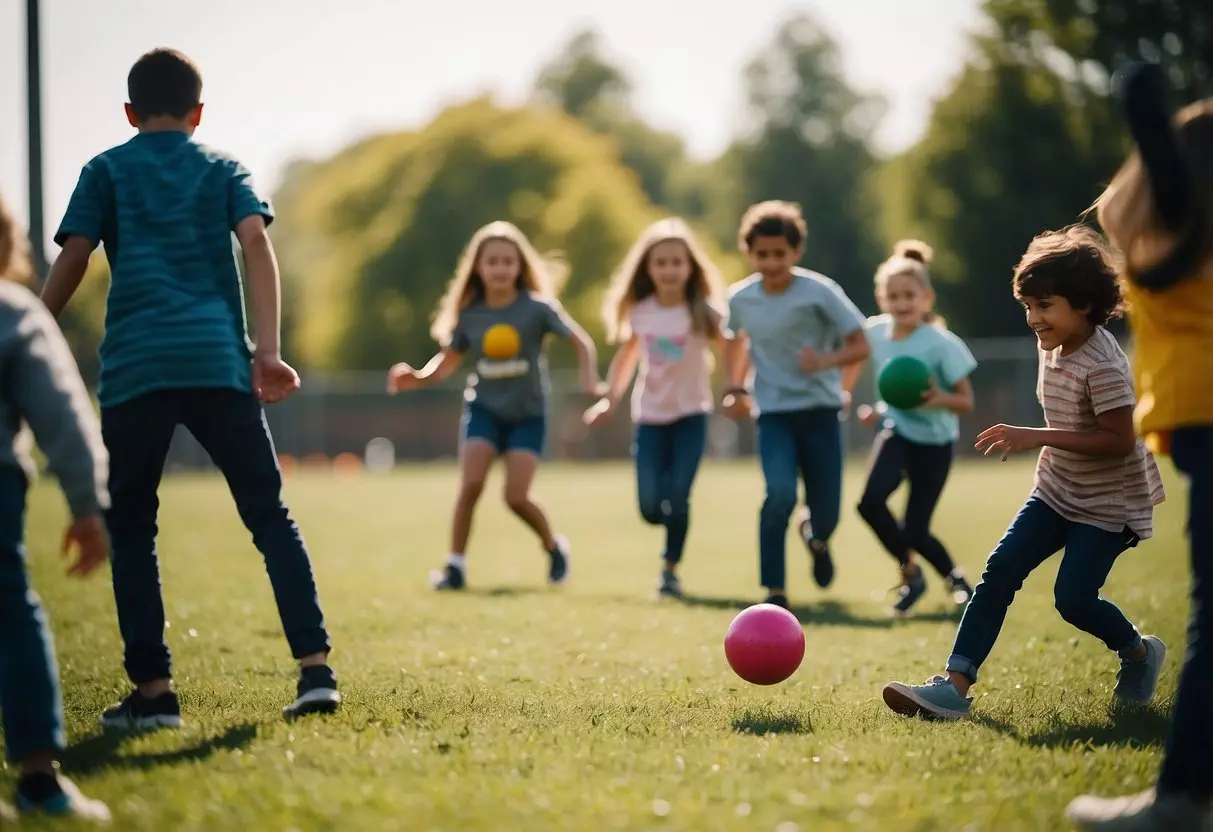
[947,497,1141,683]
[755,407,843,590]
[1159,426,1213,800]
[101,388,332,684]
[634,414,707,565]
[0,467,66,763]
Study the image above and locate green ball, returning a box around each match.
[877,355,932,410]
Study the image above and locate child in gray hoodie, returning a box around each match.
[0,194,111,822]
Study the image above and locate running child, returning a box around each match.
[388,221,601,591]
[42,48,340,727]
[720,201,870,610]
[842,240,976,616]
[0,194,111,822]
[584,218,728,599]
[882,225,1167,721]
[1067,63,1213,832]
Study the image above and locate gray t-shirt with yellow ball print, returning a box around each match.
[449,292,572,421]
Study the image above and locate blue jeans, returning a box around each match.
[755,408,843,589]
[0,467,66,763]
[461,403,546,456]
[1159,426,1213,799]
[634,414,707,565]
[947,497,1141,683]
[102,388,332,684]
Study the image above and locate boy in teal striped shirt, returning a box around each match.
[42,48,340,728]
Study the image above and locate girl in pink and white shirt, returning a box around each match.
[585,218,729,598]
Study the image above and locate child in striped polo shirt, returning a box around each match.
[881,225,1167,721]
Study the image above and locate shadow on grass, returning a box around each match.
[467,586,547,599]
[62,721,259,777]
[972,702,1172,750]
[732,708,813,736]
[680,596,957,628]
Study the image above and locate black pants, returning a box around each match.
[857,430,957,577]
[101,388,332,684]
[1158,426,1213,799]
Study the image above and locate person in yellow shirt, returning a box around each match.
[1067,63,1213,832]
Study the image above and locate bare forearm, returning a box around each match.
[243,235,282,355]
[723,338,747,388]
[1032,427,1135,458]
[841,361,864,393]
[40,245,90,318]
[605,342,639,403]
[824,337,870,370]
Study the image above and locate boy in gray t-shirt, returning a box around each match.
[721,201,870,611]
[388,222,600,593]
[0,196,112,821]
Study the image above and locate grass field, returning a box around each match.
[11,456,1191,831]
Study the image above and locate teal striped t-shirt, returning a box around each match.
[54,131,272,407]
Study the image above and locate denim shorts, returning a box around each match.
[460,404,546,455]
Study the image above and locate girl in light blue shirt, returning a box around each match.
[842,240,977,616]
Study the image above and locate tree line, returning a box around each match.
[58,0,1212,380]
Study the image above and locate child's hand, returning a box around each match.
[799,346,826,373]
[62,514,109,577]
[723,392,751,421]
[580,375,606,397]
[856,403,879,427]
[975,424,1040,461]
[583,397,614,427]
[387,363,421,394]
[253,353,302,404]
[919,379,946,408]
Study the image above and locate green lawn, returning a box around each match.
[13,456,1190,831]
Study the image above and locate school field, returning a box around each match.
[17,456,1190,831]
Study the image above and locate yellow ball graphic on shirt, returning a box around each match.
[482,324,521,360]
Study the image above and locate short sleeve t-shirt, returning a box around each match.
[724,267,866,414]
[449,292,571,421]
[1032,326,1166,539]
[864,315,977,445]
[54,131,272,407]
[627,298,714,425]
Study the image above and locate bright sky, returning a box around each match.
[1,0,983,249]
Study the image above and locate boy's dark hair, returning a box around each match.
[1012,225,1125,325]
[127,48,202,121]
[738,200,807,252]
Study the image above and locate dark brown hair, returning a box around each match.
[128,48,202,121]
[738,200,807,252]
[1012,225,1124,326]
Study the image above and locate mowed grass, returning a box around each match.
[11,456,1190,831]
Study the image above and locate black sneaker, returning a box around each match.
[657,567,683,599]
[763,592,790,610]
[100,689,182,731]
[283,664,341,719]
[429,562,466,591]
[548,534,570,586]
[947,572,974,607]
[798,519,835,589]
[892,571,928,616]
[15,773,110,822]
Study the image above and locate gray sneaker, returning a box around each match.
[1114,635,1166,704]
[657,568,683,599]
[1066,788,1212,831]
[882,675,972,721]
[892,571,928,616]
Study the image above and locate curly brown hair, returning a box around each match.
[737,200,807,252]
[1012,225,1124,326]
